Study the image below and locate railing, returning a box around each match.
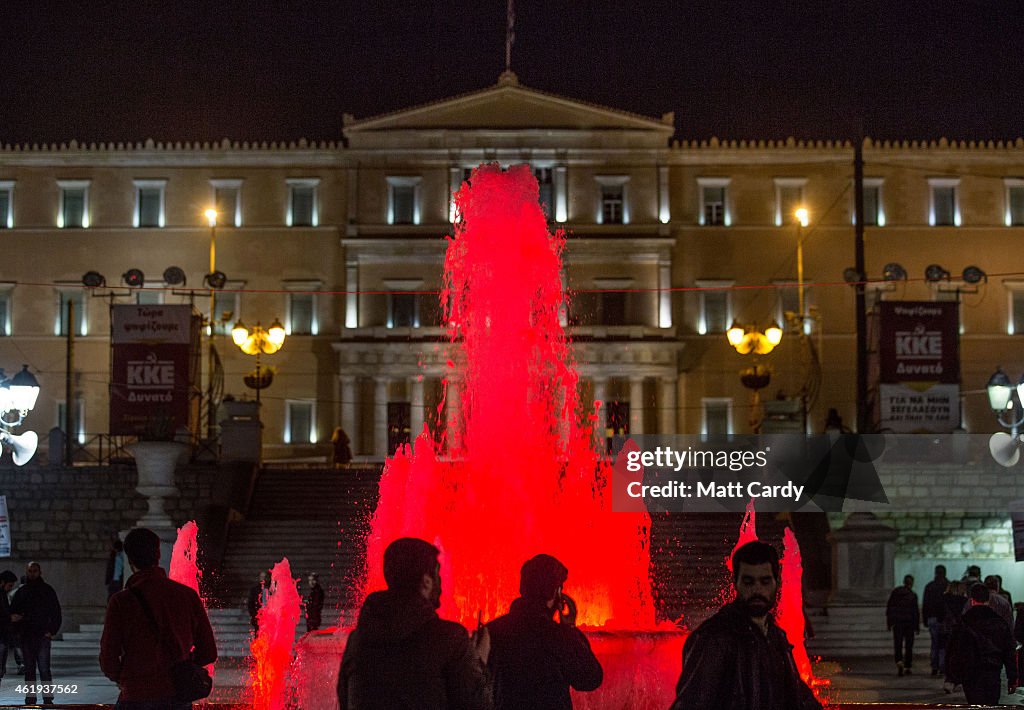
[67,433,140,465]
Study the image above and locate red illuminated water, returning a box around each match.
[363,164,655,630]
[249,558,302,710]
[169,520,214,677]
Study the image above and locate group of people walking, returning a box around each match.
[248,569,325,635]
[887,564,1020,705]
[339,537,821,710]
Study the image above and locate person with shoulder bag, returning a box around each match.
[100,528,217,709]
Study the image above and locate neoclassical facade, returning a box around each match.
[2,74,1024,458]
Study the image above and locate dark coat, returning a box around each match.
[305,584,325,625]
[885,586,919,631]
[10,577,61,637]
[0,591,12,643]
[671,602,821,710]
[247,581,266,621]
[485,597,602,710]
[922,578,948,622]
[337,589,492,710]
[945,603,1017,686]
[99,566,217,702]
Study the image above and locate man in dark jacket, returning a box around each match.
[885,574,919,676]
[10,561,61,705]
[100,527,217,707]
[946,582,1017,704]
[671,540,821,710]
[486,554,602,709]
[921,565,949,676]
[0,570,17,686]
[247,570,269,635]
[305,572,325,632]
[337,537,492,710]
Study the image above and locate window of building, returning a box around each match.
[0,286,12,336]
[56,399,86,444]
[58,180,90,229]
[389,293,419,328]
[928,178,960,226]
[774,178,807,226]
[0,181,13,229]
[702,398,732,437]
[288,293,316,335]
[696,280,733,334]
[772,281,813,333]
[861,178,884,226]
[136,284,164,306]
[697,178,730,226]
[1006,284,1024,335]
[285,400,316,444]
[210,286,240,336]
[56,289,86,336]
[133,180,166,228]
[211,179,242,227]
[535,167,554,220]
[287,179,319,227]
[1005,179,1024,227]
[386,177,421,225]
[596,176,629,225]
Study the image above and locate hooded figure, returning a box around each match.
[337,538,491,710]
[485,554,602,710]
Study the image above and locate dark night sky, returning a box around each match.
[4,1,1022,144]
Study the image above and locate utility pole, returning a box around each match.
[64,298,74,466]
[854,140,869,432]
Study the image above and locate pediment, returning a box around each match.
[344,74,673,134]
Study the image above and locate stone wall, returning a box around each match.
[0,462,218,632]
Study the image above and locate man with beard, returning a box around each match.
[337,537,492,710]
[671,540,821,710]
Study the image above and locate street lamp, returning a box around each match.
[986,367,1024,466]
[0,365,40,465]
[726,321,782,433]
[231,319,286,404]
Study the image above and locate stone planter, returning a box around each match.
[128,441,187,529]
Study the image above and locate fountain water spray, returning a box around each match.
[169,520,214,677]
[250,558,303,710]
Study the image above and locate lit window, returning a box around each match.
[696,280,733,334]
[288,293,315,335]
[58,180,90,229]
[928,178,960,227]
[702,398,732,437]
[56,399,86,444]
[1005,179,1024,227]
[861,178,884,226]
[287,179,319,227]
[774,178,807,226]
[0,182,13,229]
[210,285,240,336]
[386,177,422,225]
[697,178,730,226]
[56,289,86,336]
[1007,285,1024,335]
[596,176,629,225]
[0,286,12,336]
[285,400,316,444]
[535,167,554,220]
[133,180,166,228]
[211,179,242,227]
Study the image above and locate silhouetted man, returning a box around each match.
[486,554,602,709]
[671,540,821,710]
[10,561,61,705]
[886,574,919,676]
[921,565,949,676]
[0,570,17,687]
[946,582,1017,704]
[337,537,492,710]
[305,573,325,633]
[247,570,269,635]
[100,527,217,708]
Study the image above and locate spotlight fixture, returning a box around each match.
[204,271,227,290]
[122,269,145,287]
[962,266,987,285]
[162,266,187,286]
[82,271,106,288]
[924,264,950,283]
[882,263,907,282]
[842,267,862,284]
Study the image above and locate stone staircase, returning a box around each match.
[213,465,383,617]
[805,605,892,657]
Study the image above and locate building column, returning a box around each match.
[340,376,357,450]
[658,257,673,328]
[374,377,389,458]
[660,377,677,434]
[409,375,425,447]
[345,259,359,328]
[629,376,645,435]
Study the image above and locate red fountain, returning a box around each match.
[169,520,214,678]
[249,558,303,710]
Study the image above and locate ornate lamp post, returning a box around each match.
[986,367,1024,466]
[0,365,40,465]
[726,321,782,433]
[231,319,286,405]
